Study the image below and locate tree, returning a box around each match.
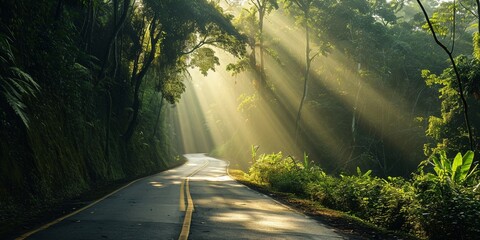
[122,0,246,142]
[282,0,325,144]
[417,0,475,151]
[227,0,278,97]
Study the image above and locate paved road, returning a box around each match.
[22,154,346,240]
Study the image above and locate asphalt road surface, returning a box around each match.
[21,154,347,240]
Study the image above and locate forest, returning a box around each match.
[0,0,479,239]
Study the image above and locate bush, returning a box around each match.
[306,171,417,232]
[247,151,480,239]
[248,152,325,195]
[413,174,480,239]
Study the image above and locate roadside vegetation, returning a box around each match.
[235,150,480,239]
[2,0,480,238]
[0,0,244,237]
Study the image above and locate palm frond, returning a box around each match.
[0,32,40,129]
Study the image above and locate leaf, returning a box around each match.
[364,170,372,177]
[458,151,475,182]
[189,47,220,76]
[268,0,279,10]
[465,164,478,183]
[451,152,463,182]
[430,155,443,176]
[0,33,40,129]
[440,151,452,174]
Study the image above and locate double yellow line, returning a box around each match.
[178,160,209,240]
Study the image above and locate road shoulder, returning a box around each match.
[227,169,418,240]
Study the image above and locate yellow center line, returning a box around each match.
[178,160,209,240]
[179,179,186,212]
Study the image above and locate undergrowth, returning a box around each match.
[247,151,480,239]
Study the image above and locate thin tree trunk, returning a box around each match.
[84,2,96,52]
[295,7,310,144]
[476,0,480,33]
[54,0,64,21]
[104,90,112,162]
[123,18,161,142]
[259,7,266,93]
[417,0,474,150]
[112,0,119,79]
[152,95,164,138]
[97,0,130,83]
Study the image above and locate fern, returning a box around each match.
[0,30,40,129]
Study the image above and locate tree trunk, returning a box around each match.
[97,0,130,83]
[295,7,310,144]
[152,95,164,138]
[417,0,475,150]
[259,7,266,93]
[54,0,64,21]
[123,18,161,142]
[104,90,112,162]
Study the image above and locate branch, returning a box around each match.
[180,34,224,55]
[459,1,477,17]
[309,51,320,63]
[417,0,451,55]
[451,0,456,53]
[477,0,480,33]
[181,34,209,55]
[250,0,260,10]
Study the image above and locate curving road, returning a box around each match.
[20,154,347,240]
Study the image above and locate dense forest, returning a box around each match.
[0,0,244,234]
[204,0,480,177]
[1,0,479,238]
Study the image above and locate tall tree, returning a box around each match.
[283,0,322,144]
[250,0,279,94]
[226,0,278,97]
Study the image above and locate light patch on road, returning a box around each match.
[149,181,164,188]
[190,175,232,182]
[186,163,201,166]
[210,210,319,233]
[210,212,253,222]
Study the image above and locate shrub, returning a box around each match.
[247,150,480,239]
[248,152,325,195]
[413,174,480,239]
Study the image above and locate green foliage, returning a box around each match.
[413,173,480,239]
[248,151,480,238]
[422,56,480,156]
[0,30,40,128]
[1,0,236,232]
[189,47,220,76]
[474,32,480,61]
[237,93,257,119]
[419,150,478,186]
[248,152,325,194]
